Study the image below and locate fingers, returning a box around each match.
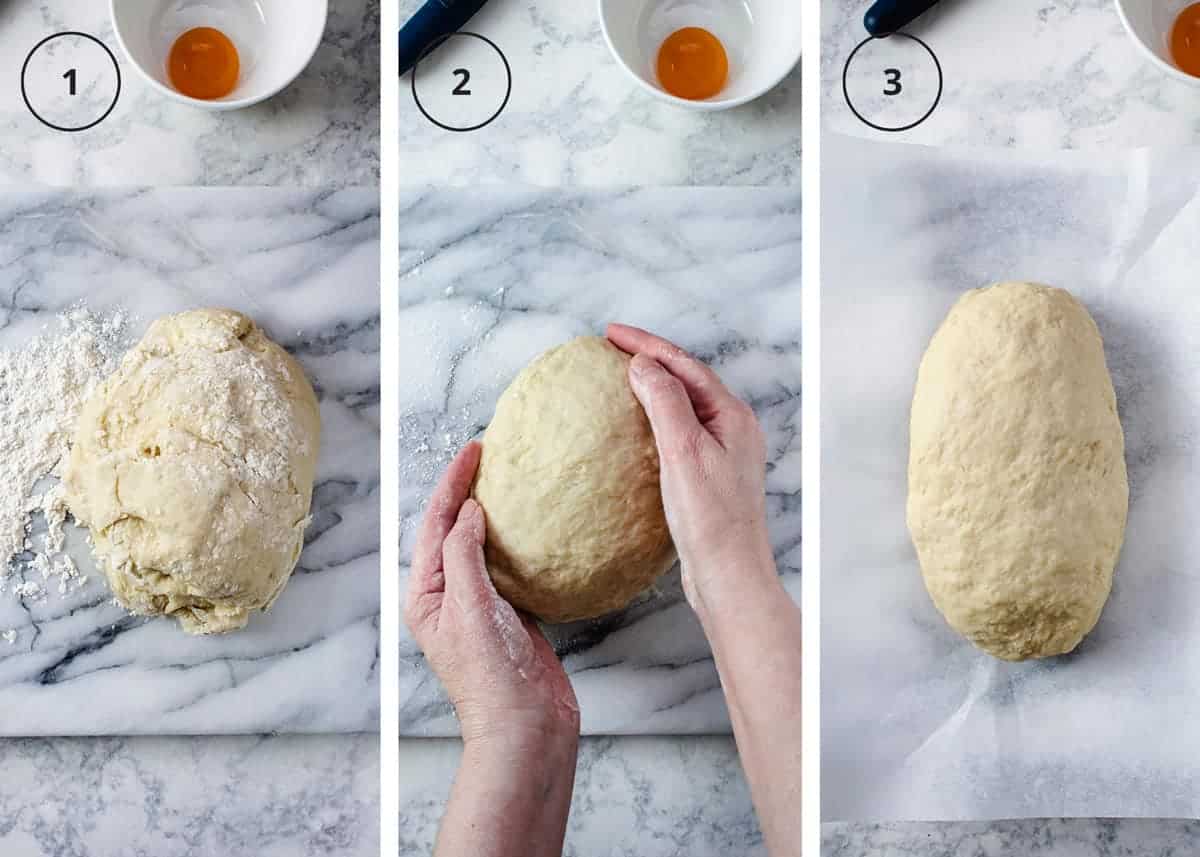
[412,442,482,586]
[628,354,710,463]
[607,323,736,423]
[441,498,498,612]
[406,441,482,632]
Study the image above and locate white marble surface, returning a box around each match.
[822,136,1200,821]
[398,0,801,186]
[822,820,1200,856]
[398,187,801,735]
[0,1,379,186]
[400,736,765,856]
[822,0,1200,149]
[0,734,379,856]
[0,188,380,735]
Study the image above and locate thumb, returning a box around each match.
[629,353,703,445]
[442,499,497,612]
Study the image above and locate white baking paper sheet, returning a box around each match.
[822,135,1200,821]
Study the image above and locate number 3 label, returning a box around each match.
[883,68,902,96]
[842,34,942,133]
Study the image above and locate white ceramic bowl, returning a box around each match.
[599,0,801,110]
[111,0,328,110]
[1116,0,1200,87]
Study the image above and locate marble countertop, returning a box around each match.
[398,186,801,735]
[401,736,765,856]
[822,0,1200,149]
[0,734,379,856]
[398,0,800,187]
[0,188,381,735]
[0,1,379,186]
[823,820,1200,855]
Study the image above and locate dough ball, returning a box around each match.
[64,308,321,635]
[473,336,676,623]
[907,282,1128,661]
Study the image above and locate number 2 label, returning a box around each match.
[452,68,471,96]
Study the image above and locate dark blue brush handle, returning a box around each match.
[400,0,492,76]
[863,0,942,35]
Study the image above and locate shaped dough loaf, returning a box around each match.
[473,336,676,623]
[907,282,1128,661]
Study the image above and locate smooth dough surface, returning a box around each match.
[64,308,321,635]
[907,282,1128,661]
[473,336,676,623]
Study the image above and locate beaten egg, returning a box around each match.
[169,27,240,100]
[1171,3,1200,78]
[657,27,729,101]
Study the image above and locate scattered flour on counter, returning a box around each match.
[9,580,44,600]
[0,305,131,601]
[399,299,497,490]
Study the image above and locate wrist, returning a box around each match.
[685,548,784,629]
[445,707,579,857]
[462,707,580,756]
[461,717,579,804]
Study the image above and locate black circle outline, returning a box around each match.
[410,32,511,133]
[21,31,122,133]
[841,33,942,133]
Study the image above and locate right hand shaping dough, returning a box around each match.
[610,323,801,857]
[607,323,776,615]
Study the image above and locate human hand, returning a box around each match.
[606,323,777,615]
[405,441,580,746]
[609,326,800,856]
[409,443,580,857]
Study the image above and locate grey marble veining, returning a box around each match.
[822,137,1200,821]
[0,1,379,186]
[398,187,801,735]
[400,736,765,857]
[0,188,380,735]
[399,0,800,187]
[823,820,1200,856]
[0,734,379,856]
[823,0,1200,149]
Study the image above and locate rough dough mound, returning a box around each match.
[64,308,321,635]
[473,336,676,623]
[907,282,1128,661]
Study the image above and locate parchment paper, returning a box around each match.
[822,136,1200,821]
